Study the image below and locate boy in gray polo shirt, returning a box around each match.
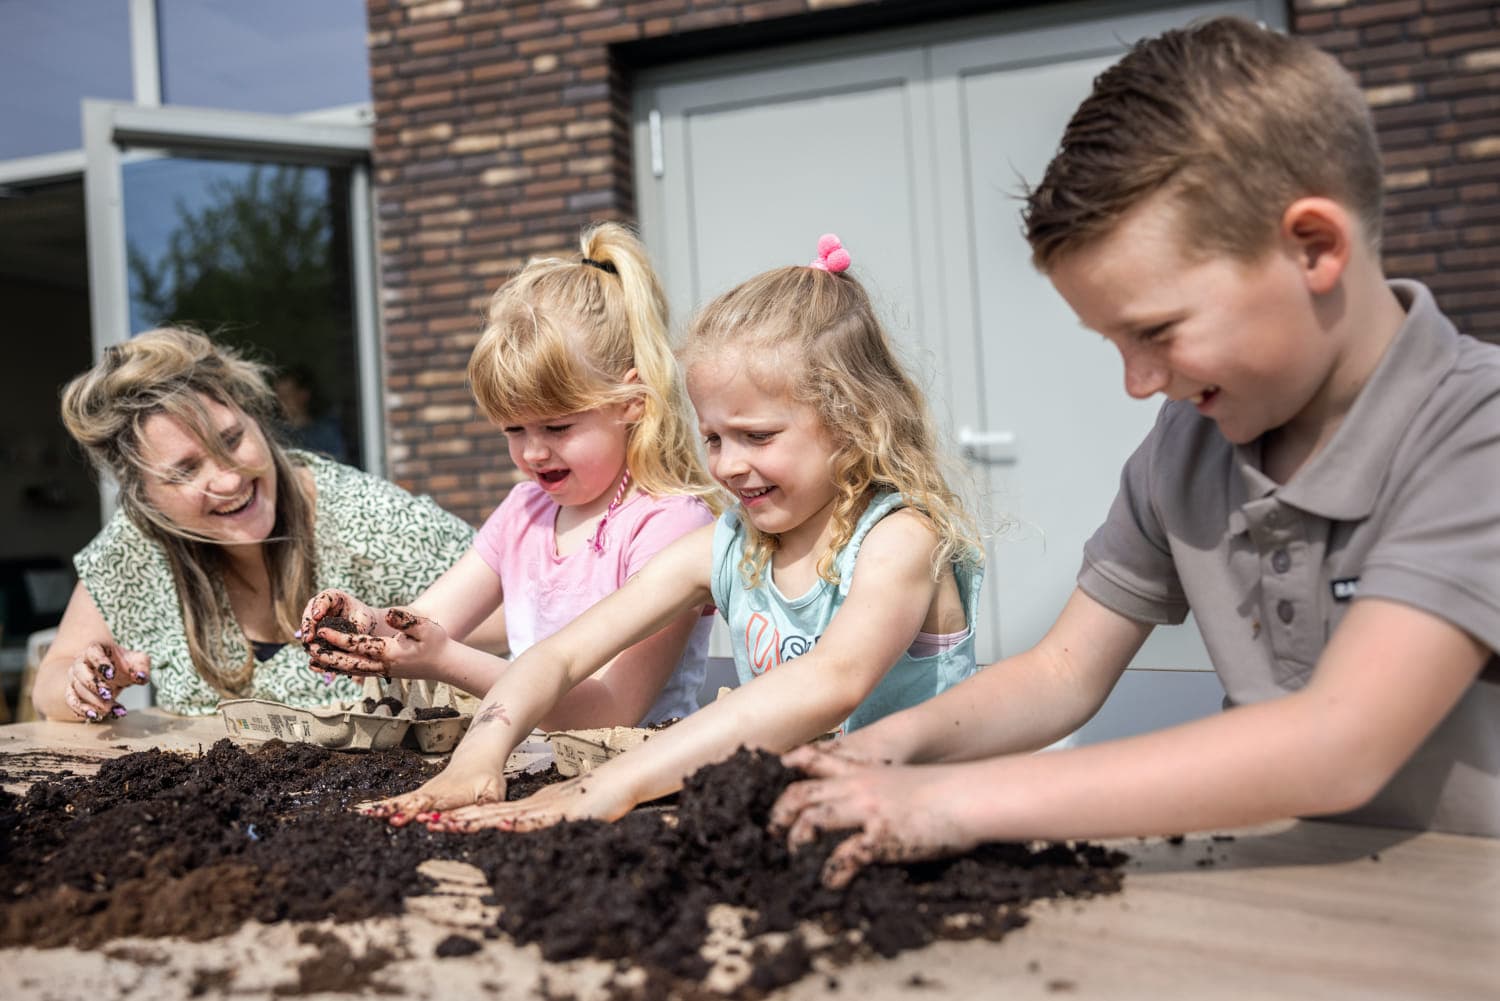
[769,16,1500,886]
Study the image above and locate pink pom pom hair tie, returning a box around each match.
[809,233,851,273]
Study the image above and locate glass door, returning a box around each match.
[82,100,382,483]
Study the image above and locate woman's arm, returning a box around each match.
[773,597,1488,886]
[31,582,151,722]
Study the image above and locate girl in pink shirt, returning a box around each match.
[302,222,721,726]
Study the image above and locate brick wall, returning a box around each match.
[1293,0,1500,344]
[368,0,861,523]
[369,0,1500,517]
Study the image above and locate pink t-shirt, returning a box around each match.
[473,481,715,723]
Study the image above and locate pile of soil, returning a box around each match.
[0,741,1126,996]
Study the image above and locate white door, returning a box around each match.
[637,1,1281,732]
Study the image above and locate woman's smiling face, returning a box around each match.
[137,394,279,548]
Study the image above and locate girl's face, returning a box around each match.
[138,395,279,549]
[688,353,839,555]
[502,402,636,514]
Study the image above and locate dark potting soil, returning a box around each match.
[0,742,1126,997]
[413,706,460,721]
[312,614,361,638]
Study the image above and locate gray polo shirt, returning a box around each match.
[1080,280,1500,837]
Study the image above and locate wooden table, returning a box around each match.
[2,711,1497,1000]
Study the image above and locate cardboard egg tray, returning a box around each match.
[545,725,656,776]
[219,678,475,753]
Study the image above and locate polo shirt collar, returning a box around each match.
[1234,280,1457,521]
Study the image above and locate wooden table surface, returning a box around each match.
[2,711,1497,1000]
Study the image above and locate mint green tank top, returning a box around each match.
[709,492,982,733]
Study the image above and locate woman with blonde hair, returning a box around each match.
[34,326,475,721]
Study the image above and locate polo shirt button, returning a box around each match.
[1277,599,1295,623]
[1272,549,1290,573]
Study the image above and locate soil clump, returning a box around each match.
[0,741,1126,997]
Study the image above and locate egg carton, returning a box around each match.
[219,678,473,752]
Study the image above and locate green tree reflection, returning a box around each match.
[128,163,349,374]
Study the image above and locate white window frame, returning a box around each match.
[80,99,385,478]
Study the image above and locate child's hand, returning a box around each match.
[423,773,636,833]
[299,589,379,644]
[357,761,507,825]
[768,761,977,889]
[306,607,448,679]
[62,643,150,723]
[781,738,890,773]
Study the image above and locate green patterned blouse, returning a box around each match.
[73,452,474,715]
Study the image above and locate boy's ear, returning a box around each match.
[1281,197,1352,295]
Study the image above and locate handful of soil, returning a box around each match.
[0,743,1127,997]
[306,614,361,642]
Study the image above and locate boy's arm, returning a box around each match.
[774,597,1487,884]
[837,587,1153,766]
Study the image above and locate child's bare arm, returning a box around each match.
[534,601,706,730]
[408,549,508,651]
[304,549,509,686]
[830,587,1152,767]
[432,510,962,830]
[773,597,1487,885]
[366,525,717,819]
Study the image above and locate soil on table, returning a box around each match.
[0,742,1126,997]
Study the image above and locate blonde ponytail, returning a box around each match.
[469,222,722,512]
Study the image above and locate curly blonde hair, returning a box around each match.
[681,264,980,588]
[60,327,316,696]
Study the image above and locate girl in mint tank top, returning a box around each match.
[354,234,987,833]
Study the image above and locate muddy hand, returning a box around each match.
[359,767,506,826]
[431,775,630,834]
[781,740,889,775]
[298,588,377,647]
[63,643,150,723]
[770,765,974,889]
[305,624,392,678]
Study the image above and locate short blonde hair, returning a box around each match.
[682,265,980,588]
[60,327,316,695]
[468,222,720,511]
[1024,17,1383,269]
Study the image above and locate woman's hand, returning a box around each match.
[769,757,978,889]
[306,607,448,679]
[423,772,637,834]
[62,643,150,723]
[358,760,507,826]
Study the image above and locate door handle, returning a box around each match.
[958,426,1017,462]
